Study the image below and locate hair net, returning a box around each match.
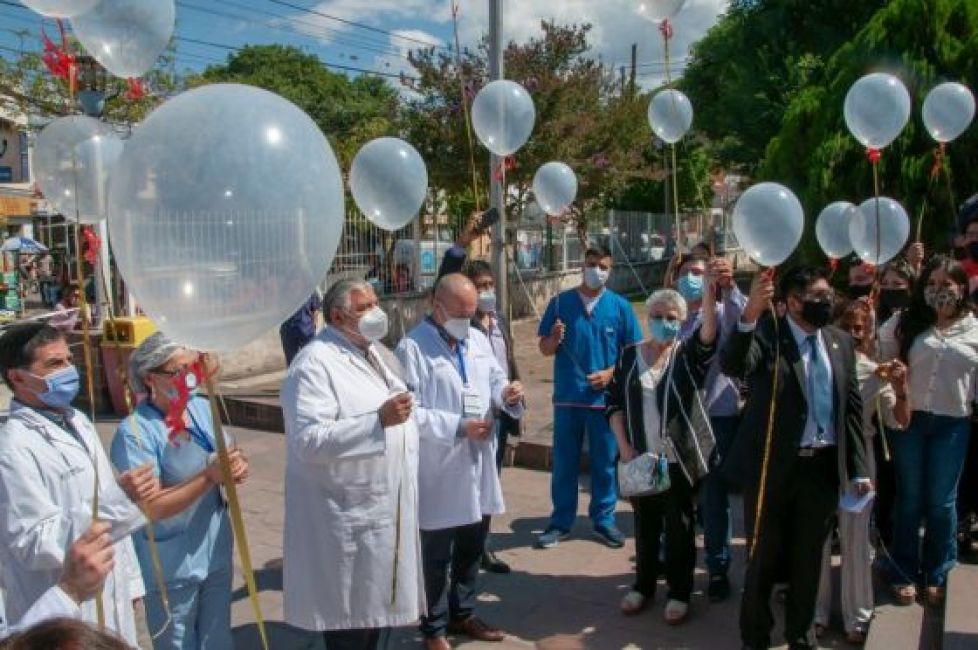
[127,331,186,394]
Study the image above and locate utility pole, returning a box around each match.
[620,66,626,96]
[629,43,637,97]
[488,0,507,318]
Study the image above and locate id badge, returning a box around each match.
[462,387,484,420]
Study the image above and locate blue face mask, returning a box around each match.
[676,273,704,301]
[31,366,80,410]
[649,317,681,343]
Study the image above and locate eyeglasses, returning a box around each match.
[151,365,192,378]
[799,290,835,302]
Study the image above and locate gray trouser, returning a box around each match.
[816,506,875,633]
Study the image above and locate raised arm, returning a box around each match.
[719,271,774,380]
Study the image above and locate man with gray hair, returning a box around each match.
[281,279,423,650]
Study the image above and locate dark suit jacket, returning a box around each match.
[719,317,868,497]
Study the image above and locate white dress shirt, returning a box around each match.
[784,315,837,448]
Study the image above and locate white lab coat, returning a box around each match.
[396,319,524,531]
[0,402,145,647]
[281,328,423,632]
[1,585,80,638]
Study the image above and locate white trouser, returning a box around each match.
[816,506,875,633]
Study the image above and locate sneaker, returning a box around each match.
[536,527,570,549]
[592,524,626,549]
[664,599,689,625]
[620,590,648,615]
[708,574,731,602]
[481,550,511,574]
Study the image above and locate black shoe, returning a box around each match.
[708,573,730,602]
[481,550,511,574]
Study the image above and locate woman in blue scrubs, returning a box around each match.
[110,333,249,649]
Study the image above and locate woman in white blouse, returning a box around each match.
[886,256,978,606]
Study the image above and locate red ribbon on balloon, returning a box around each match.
[659,18,674,41]
[41,19,76,94]
[125,78,146,101]
[493,156,517,181]
[866,148,881,165]
[82,227,100,266]
[929,142,946,180]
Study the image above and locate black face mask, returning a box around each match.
[953,247,968,261]
[879,288,910,314]
[968,242,978,262]
[848,284,873,299]
[801,299,834,329]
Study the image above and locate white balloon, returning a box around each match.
[635,0,687,21]
[732,182,804,267]
[648,89,693,144]
[844,73,911,149]
[922,82,976,143]
[350,137,428,232]
[471,80,536,157]
[71,0,175,79]
[34,115,123,224]
[21,0,97,17]
[815,202,856,259]
[850,197,910,266]
[107,83,344,353]
[532,162,578,216]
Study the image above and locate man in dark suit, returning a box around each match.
[721,266,870,650]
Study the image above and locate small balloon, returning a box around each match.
[732,182,804,267]
[471,80,536,157]
[648,89,693,144]
[107,83,344,353]
[850,197,910,266]
[635,0,687,21]
[350,137,428,232]
[815,202,856,259]
[532,162,578,216]
[71,0,175,79]
[922,82,976,143]
[843,73,911,149]
[34,115,123,224]
[21,0,97,17]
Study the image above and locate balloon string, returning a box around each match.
[660,18,673,88]
[871,152,881,266]
[451,1,481,212]
[204,376,269,650]
[941,145,958,231]
[750,278,779,561]
[671,144,680,251]
[915,145,943,243]
[94,253,173,639]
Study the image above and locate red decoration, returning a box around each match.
[866,148,881,164]
[929,142,945,180]
[659,18,674,41]
[81,227,100,265]
[164,360,212,444]
[41,19,76,93]
[492,156,517,181]
[124,78,145,101]
[827,257,839,277]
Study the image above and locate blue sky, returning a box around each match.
[0,0,727,89]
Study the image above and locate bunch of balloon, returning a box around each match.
[647,89,693,249]
[843,73,911,266]
[107,83,346,650]
[918,82,976,240]
[815,201,856,274]
[731,182,804,559]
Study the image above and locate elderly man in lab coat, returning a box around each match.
[396,273,525,650]
[0,323,154,646]
[281,279,423,650]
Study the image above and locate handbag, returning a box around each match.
[618,452,671,498]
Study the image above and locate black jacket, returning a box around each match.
[719,317,869,493]
[605,331,717,485]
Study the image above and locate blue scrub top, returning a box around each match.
[538,288,642,408]
[110,396,232,590]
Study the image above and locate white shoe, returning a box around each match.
[620,590,647,615]
[664,599,689,625]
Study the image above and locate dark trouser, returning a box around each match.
[740,450,838,649]
[631,464,696,602]
[700,415,739,577]
[420,520,489,638]
[874,427,897,548]
[279,328,312,367]
[323,627,390,650]
[955,420,978,543]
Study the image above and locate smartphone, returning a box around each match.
[476,207,500,234]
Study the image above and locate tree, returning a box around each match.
[760,0,978,260]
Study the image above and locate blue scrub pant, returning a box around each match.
[144,563,234,650]
[699,415,739,576]
[549,406,618,531]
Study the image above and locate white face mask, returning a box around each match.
[477,290,497,313]
[437,304,471,340]
[357,306,389,341]
[583,266,609,290]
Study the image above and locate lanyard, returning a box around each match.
[455,342,469,386]
[147,401,215,454]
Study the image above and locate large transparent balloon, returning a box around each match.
[107,84,344,353]
[648,89,693,144]
[815,201,856,259]
[844,73,911,149]
[471,80,536,157]
[922,82,976,143]
[21,0,97,17]
[34,115,123,224]
[850,197,910,266]
[532,162,578,215]
[350,137,428,232]
[635,0,687,21]
[71,0,175,79]
[732,182,804,267]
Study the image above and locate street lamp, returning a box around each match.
[75,55,109,118]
